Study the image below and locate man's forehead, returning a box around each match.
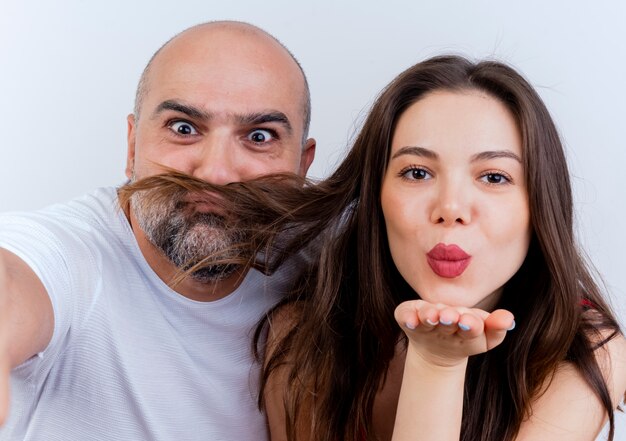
[148,51,303,104]
[142,61,305,129]
[153,26,302,82]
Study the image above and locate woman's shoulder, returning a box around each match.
[516,331,625,439]
[593,328,626,406]
[265,303,304,355]
[580,304,626,404]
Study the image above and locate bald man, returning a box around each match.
[0,22,315,440]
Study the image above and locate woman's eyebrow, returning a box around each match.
[470,150,522,163]
[391,146,438,160]
[390,147,522,163]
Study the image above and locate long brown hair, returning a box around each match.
[119,55,622,440]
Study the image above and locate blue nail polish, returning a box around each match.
[458,323,471,331]
[440,319,453,326]
[405,322,416,330]
[507,320,516,331]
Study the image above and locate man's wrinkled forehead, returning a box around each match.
[150,99,294,136]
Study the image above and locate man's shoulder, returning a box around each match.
[47,186,120,223]
[0,186,132,265]
[1,187,122,233]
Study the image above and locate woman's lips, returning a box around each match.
[426,243,472,278]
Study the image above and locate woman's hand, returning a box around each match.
[394,300,515,368]
[391,301,514,440]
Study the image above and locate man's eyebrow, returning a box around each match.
[391,146,438,160]
[237,112,293,135]
[470,150,522,163]
[152,100,211,120]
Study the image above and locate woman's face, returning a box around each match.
[380,90,531,310]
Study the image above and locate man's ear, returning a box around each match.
[125,114,136,179]
[298,138,316,177]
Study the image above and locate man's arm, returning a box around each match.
[0,248,54,423]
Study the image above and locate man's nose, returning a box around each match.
[429,178,472,226]
[192,137,240,185]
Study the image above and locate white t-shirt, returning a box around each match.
[0,188,292,440]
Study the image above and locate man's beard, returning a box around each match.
[129,186,244,284]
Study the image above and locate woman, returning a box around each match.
[120,55,626,440]
[257,55,626,441]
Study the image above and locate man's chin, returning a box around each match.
[189,264,241,284]
[187,221,222,235]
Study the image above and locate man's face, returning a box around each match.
[125,26,315,282]
[129,185,245,283]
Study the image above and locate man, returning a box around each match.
[0,21,315,440]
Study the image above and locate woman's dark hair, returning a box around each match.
[119,55,622,440]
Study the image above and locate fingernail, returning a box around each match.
[405,322,416,330]
[440,319,453,326]
[458,323,471,331]
[507,320,516,331]
[425,319,439,326]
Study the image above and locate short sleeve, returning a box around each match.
[0,211,87,383]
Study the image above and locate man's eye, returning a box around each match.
[247,129,275,144]
[169,121,198,136]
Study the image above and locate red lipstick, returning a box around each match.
[426,243,471,278]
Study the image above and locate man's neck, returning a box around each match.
[126,208,246,302]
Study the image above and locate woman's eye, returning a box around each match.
[169,121,198,136]
[247,129,275,144]
[401,167,432,181]
[480,173,510,185]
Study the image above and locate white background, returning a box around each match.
[1,1,624,438]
